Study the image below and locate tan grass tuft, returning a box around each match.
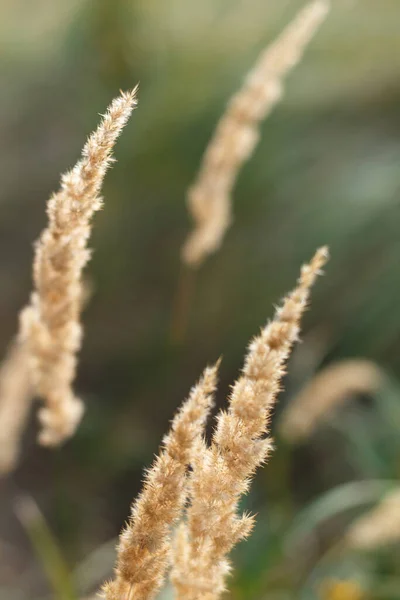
[0,340,33,474]
[103,363,219,600]
[346,488,400,550]
[182,1,330,267]
[171,247,328,600]
[279,359,383,442]
[18,88,138,446]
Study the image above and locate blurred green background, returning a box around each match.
[1,0,400,598]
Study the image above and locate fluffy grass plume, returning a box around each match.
[182,1,330,267]
[279,359,383,442]
[171,247,328,600]
[346,488,400,550]
[103,364,219,600]
[0,341,32,474]
[18,88,138,447]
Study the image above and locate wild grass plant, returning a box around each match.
[1,1,400,600]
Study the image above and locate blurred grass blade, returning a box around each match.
[15,495,77,600]
[285,479,396,549]
[372,578,400,599]
[73,537,117,596]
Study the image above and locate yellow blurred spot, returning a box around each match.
[318,579,364,600]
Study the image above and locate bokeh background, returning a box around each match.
[1,0,400,598]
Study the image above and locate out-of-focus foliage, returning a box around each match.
[1,1,400,599]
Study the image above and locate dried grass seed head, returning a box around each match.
[19,88,138,446]
[182,1,330,267]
